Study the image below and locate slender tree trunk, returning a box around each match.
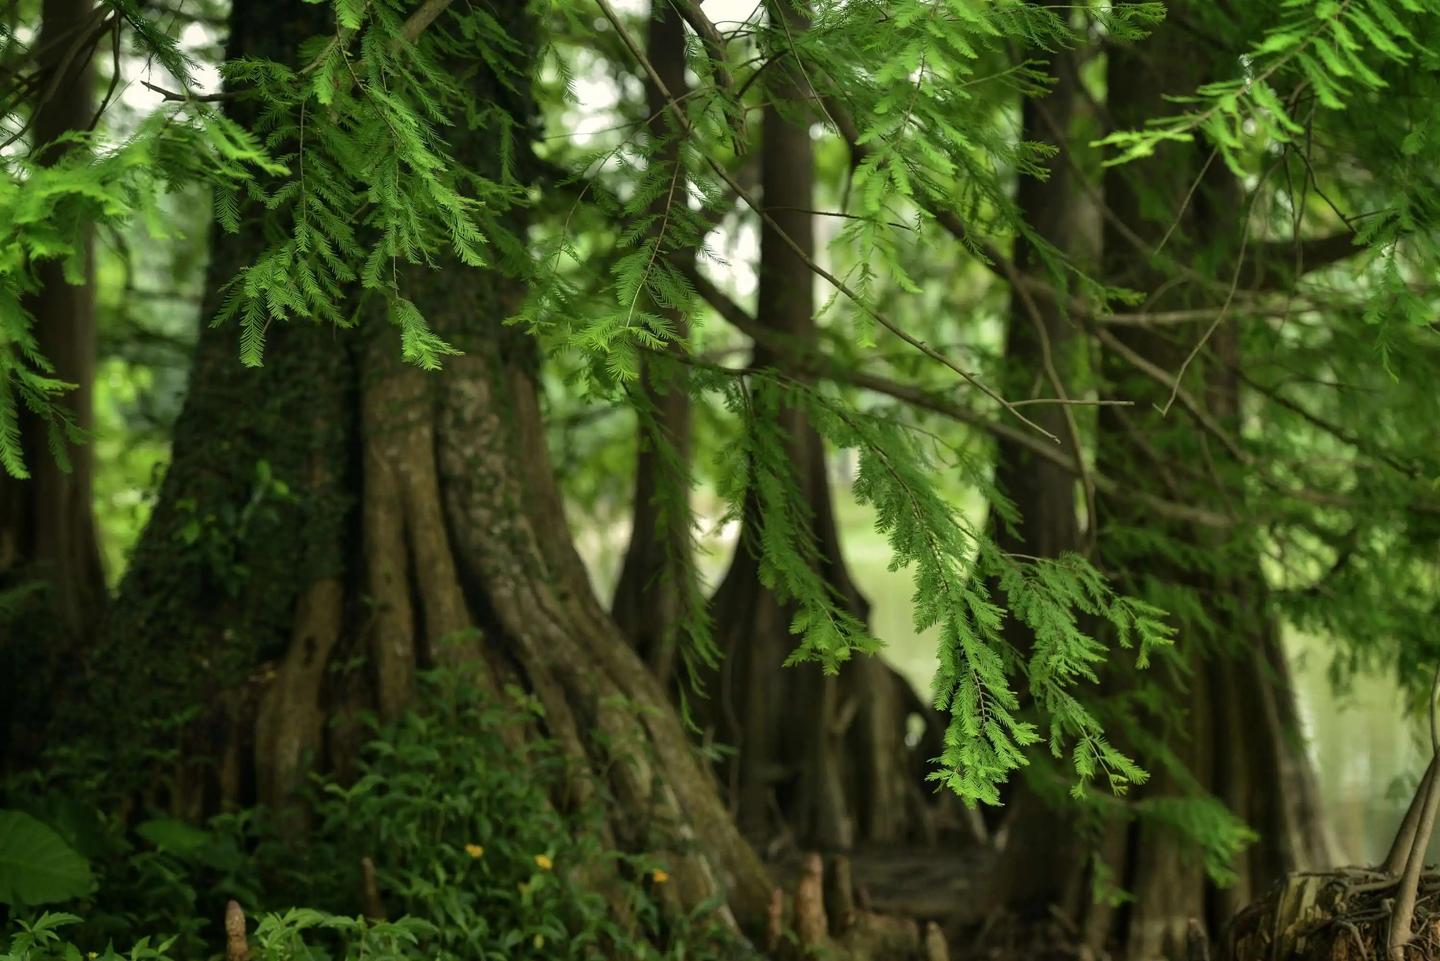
[980,7,1093,907]
[976,6,1332,958]
[71,0,775,940]
[0,0,105,770]
[611,0,694,684]
[703,0,943,854]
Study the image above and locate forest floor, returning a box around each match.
[764,843,981,920]
[764,846,1103,961]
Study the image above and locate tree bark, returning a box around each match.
[71,0,775,940]
[0,0,106,771]
[702,0,944,854]
[975,5,1333,958]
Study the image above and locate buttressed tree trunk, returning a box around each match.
[75,0,773,939]
[704,0,943,854]
[0,0,106,770]
[979,4,1331,959]
[612,0,694,685]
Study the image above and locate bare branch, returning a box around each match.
[680,265,1229,529]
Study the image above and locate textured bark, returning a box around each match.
[0,0,106,771]
[72,0,776,940]
[976,5,1333,959]
[702,0,943,853]
[611,0,694,683]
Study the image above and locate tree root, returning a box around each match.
[225,901,250,961]
[1214,667,1440,961]
[765,851,952,961]
[1385,667,1440,961]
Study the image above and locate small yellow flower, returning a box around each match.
[651,869,670,885]
[464,843,484,859]
[532,935,545,949]
[87,954,98,960]
[534,853,553,871]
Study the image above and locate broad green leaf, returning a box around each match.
[0,810,94,907]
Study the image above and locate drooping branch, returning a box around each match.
[592,0,1060,443]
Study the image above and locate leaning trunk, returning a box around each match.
[72,0,773,939]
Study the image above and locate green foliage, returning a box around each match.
[10,0,1440,920]
[0,908,428,961]
[1,913,174,961]
[247,911,434,961]
[305,671,743,961]
[1095,0,1440,167]
[212,1,526,371]
[3,673,747,961]
[699,369,1172,804]
[0,112,278,477]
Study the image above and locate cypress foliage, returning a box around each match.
[3,0,1439,907]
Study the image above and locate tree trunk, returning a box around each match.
[975,5,1333,958]
[611,0,695,685]
[979,0,1093,908]
[1092,15,1332,955]
[0,0,105,771]
[703,0,943,855]
[71,0,774,940]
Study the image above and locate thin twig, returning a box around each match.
[1090,324,1250,464]
[1158,158,1279,417]
[84,15,121,131]
[140,80,231,102]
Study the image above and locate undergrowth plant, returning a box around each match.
[2,670,748,961]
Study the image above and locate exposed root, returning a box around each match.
[225,901,250,961]
[1385,666,1440,961]
[1223,870,1440,960]
[360,856,386,921]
